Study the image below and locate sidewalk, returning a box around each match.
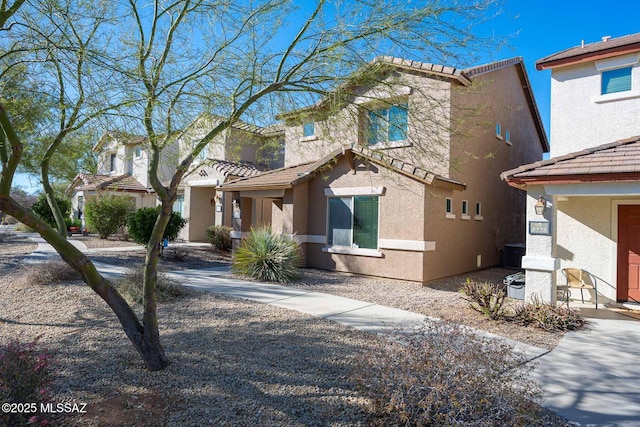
[21,235,640,426]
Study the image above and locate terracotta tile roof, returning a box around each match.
[211,159,261,177]
[70,174,150,193]
[219,146,466,192]
[537,33,640,70]
[501,136,640,186]
[217,161,318,191]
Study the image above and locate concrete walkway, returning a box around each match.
[532,308,640,427]
[19,235,640,426]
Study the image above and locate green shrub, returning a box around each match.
[513,294,586,332]
[84,195,135,239]
[126,206,187,246]
[31,194,70,227]
[0,337,56,426]
[462,279,508,320]
[206,225,232,251]
[354,320,546,426]
[114,268,190,304]
[232,227,301,283]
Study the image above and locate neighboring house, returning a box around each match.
[220,56,548,283]
[68,118,284,241]
[502,33,640,305]
[177,114,284,241]
[67,132,159,224]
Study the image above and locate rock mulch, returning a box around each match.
[0,234,572,425]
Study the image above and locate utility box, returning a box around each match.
[503,243,526,269]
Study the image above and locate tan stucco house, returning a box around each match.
[502,33,640,306]
[68,117,283,241]
[220,56,548,283]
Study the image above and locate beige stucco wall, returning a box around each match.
[554,196,616,302]
[447,65,545,271]
[297,156,426,282]
[522,182,640,305]
[283,70,452,176]
[549,55,640,157]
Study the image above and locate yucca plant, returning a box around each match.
[232,227,302,283]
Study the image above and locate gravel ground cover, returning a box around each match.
[88,242,562,350]
[0,233,572,425]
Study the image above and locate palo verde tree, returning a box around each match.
[3,0,122,237]
[0,0,503,370]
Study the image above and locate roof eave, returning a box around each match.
[536,43,640,70]
[504,172,640,188]
[217,184,293,192]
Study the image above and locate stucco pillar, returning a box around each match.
[521,185,559,303]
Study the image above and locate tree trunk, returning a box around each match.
[0,194,171,370]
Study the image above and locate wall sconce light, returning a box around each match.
[535,196,546,216]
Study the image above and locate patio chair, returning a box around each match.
[560,268,598,309]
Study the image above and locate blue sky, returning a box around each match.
[11,0,640,194]
[484,0,640,138]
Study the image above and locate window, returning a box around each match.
[109,153,116,172]
[367,103,408,145]
[462,200,468,215]
[303,121,315,137]
[495,122,502,139]
[134,146,143,158]
[475,202,483,220]
[173,195,184,216]
[445,197,455,219]
[198,146,208,162]
[602,67,632,94]
[505,130,511,144]
[327,196,379,249]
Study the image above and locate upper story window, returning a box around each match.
[134,146,143,158]
[367,102,408,146]
[303,121,315,138]
[109,153,116,172]
[602,67,632,94]
[197,146,208,162]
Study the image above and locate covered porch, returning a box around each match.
[502,136,640,306]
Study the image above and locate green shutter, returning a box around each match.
[602,67,632,94]
[353,196,378,249]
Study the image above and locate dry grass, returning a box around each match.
[16,261,81,287]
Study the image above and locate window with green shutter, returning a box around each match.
[602,67,632,94]
[327,195,379,249]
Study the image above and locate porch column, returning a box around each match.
[522,185,559,303]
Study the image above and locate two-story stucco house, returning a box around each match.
[67,115,284,241]
[502,33,640,306]
[220,56,548,283]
